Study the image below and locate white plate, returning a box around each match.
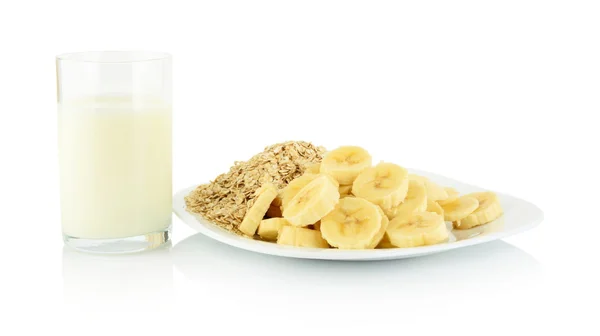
[173,169,543,261]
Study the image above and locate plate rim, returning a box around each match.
[172,169,544,260]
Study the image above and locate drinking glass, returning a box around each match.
[56,51,172,253]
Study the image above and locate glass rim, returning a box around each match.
[56,50,171,64]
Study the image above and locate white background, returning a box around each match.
[1,0,598,335]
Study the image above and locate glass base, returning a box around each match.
[63,226,171,254]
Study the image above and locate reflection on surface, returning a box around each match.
[172,232,542,300]
[62,243,174,304]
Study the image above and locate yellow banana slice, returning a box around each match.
[239,183,278,237]
[445,187,459,199]
[352,162,409,210]
[304,162,321,174]
[437,187,460,206]
[440,196,479,222]
[280,173,319,210]
[384,180,427,220]
[426,198,444,217]
[277,226,329,248]
[386,211,449,248]
[367,206,389,249]
[320,146,372,185]
[453,192,503,230]
[282,174,340,226]
[453,216,505,241]
[320,197,385,249]
[258,218,290,241]
[281,174,339,212]
[409,174,449,201]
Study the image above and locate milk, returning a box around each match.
[58,97,172,239]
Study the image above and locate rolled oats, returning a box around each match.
[184,141,326,235]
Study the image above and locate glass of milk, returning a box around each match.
[56,51,172,253]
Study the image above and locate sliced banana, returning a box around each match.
[426,198,444,217]
[437,187,460,206]
[453,192,503,230]
[280,173,319,210]
[277,226,329,248]
[304,162,321,174]
[367,206,389,249]
[282,174,340,227]
[280,173,339,212]
[320,146,372,185]
[238,183,279,237]
[226,144,505,249]
[258,218,290,241]
[352,162,409,210]
[320,197,384,249]
[384,179,427,220]
[386,211,449,248]
[440,196,479,222]
[409,174,449,201]
[453,216,505,241]
[445,187,460,199]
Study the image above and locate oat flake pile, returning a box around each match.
[184,141,326,235]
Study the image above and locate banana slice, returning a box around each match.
[320,146,372,185]
[352,162,409,210]
[281,174,340,212]
[238,183,279,237]
[258,218,290,241]
[384,180,427,220]
[320,197,385,249]
[409,174,449,201]
[440,196,479,222]
[304,162,321,174]
[453,192,503,230]
[386,211,449,248]
[282,174,340,226]
[437,187,460,206]
[453,216,505,241]
[280,173,319,210]
[339,184,353,197]
[277,226,329,248]
[367,206,389,249]
[445,187,459,199]
[324,174,340,188]
[426,198,444,217]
